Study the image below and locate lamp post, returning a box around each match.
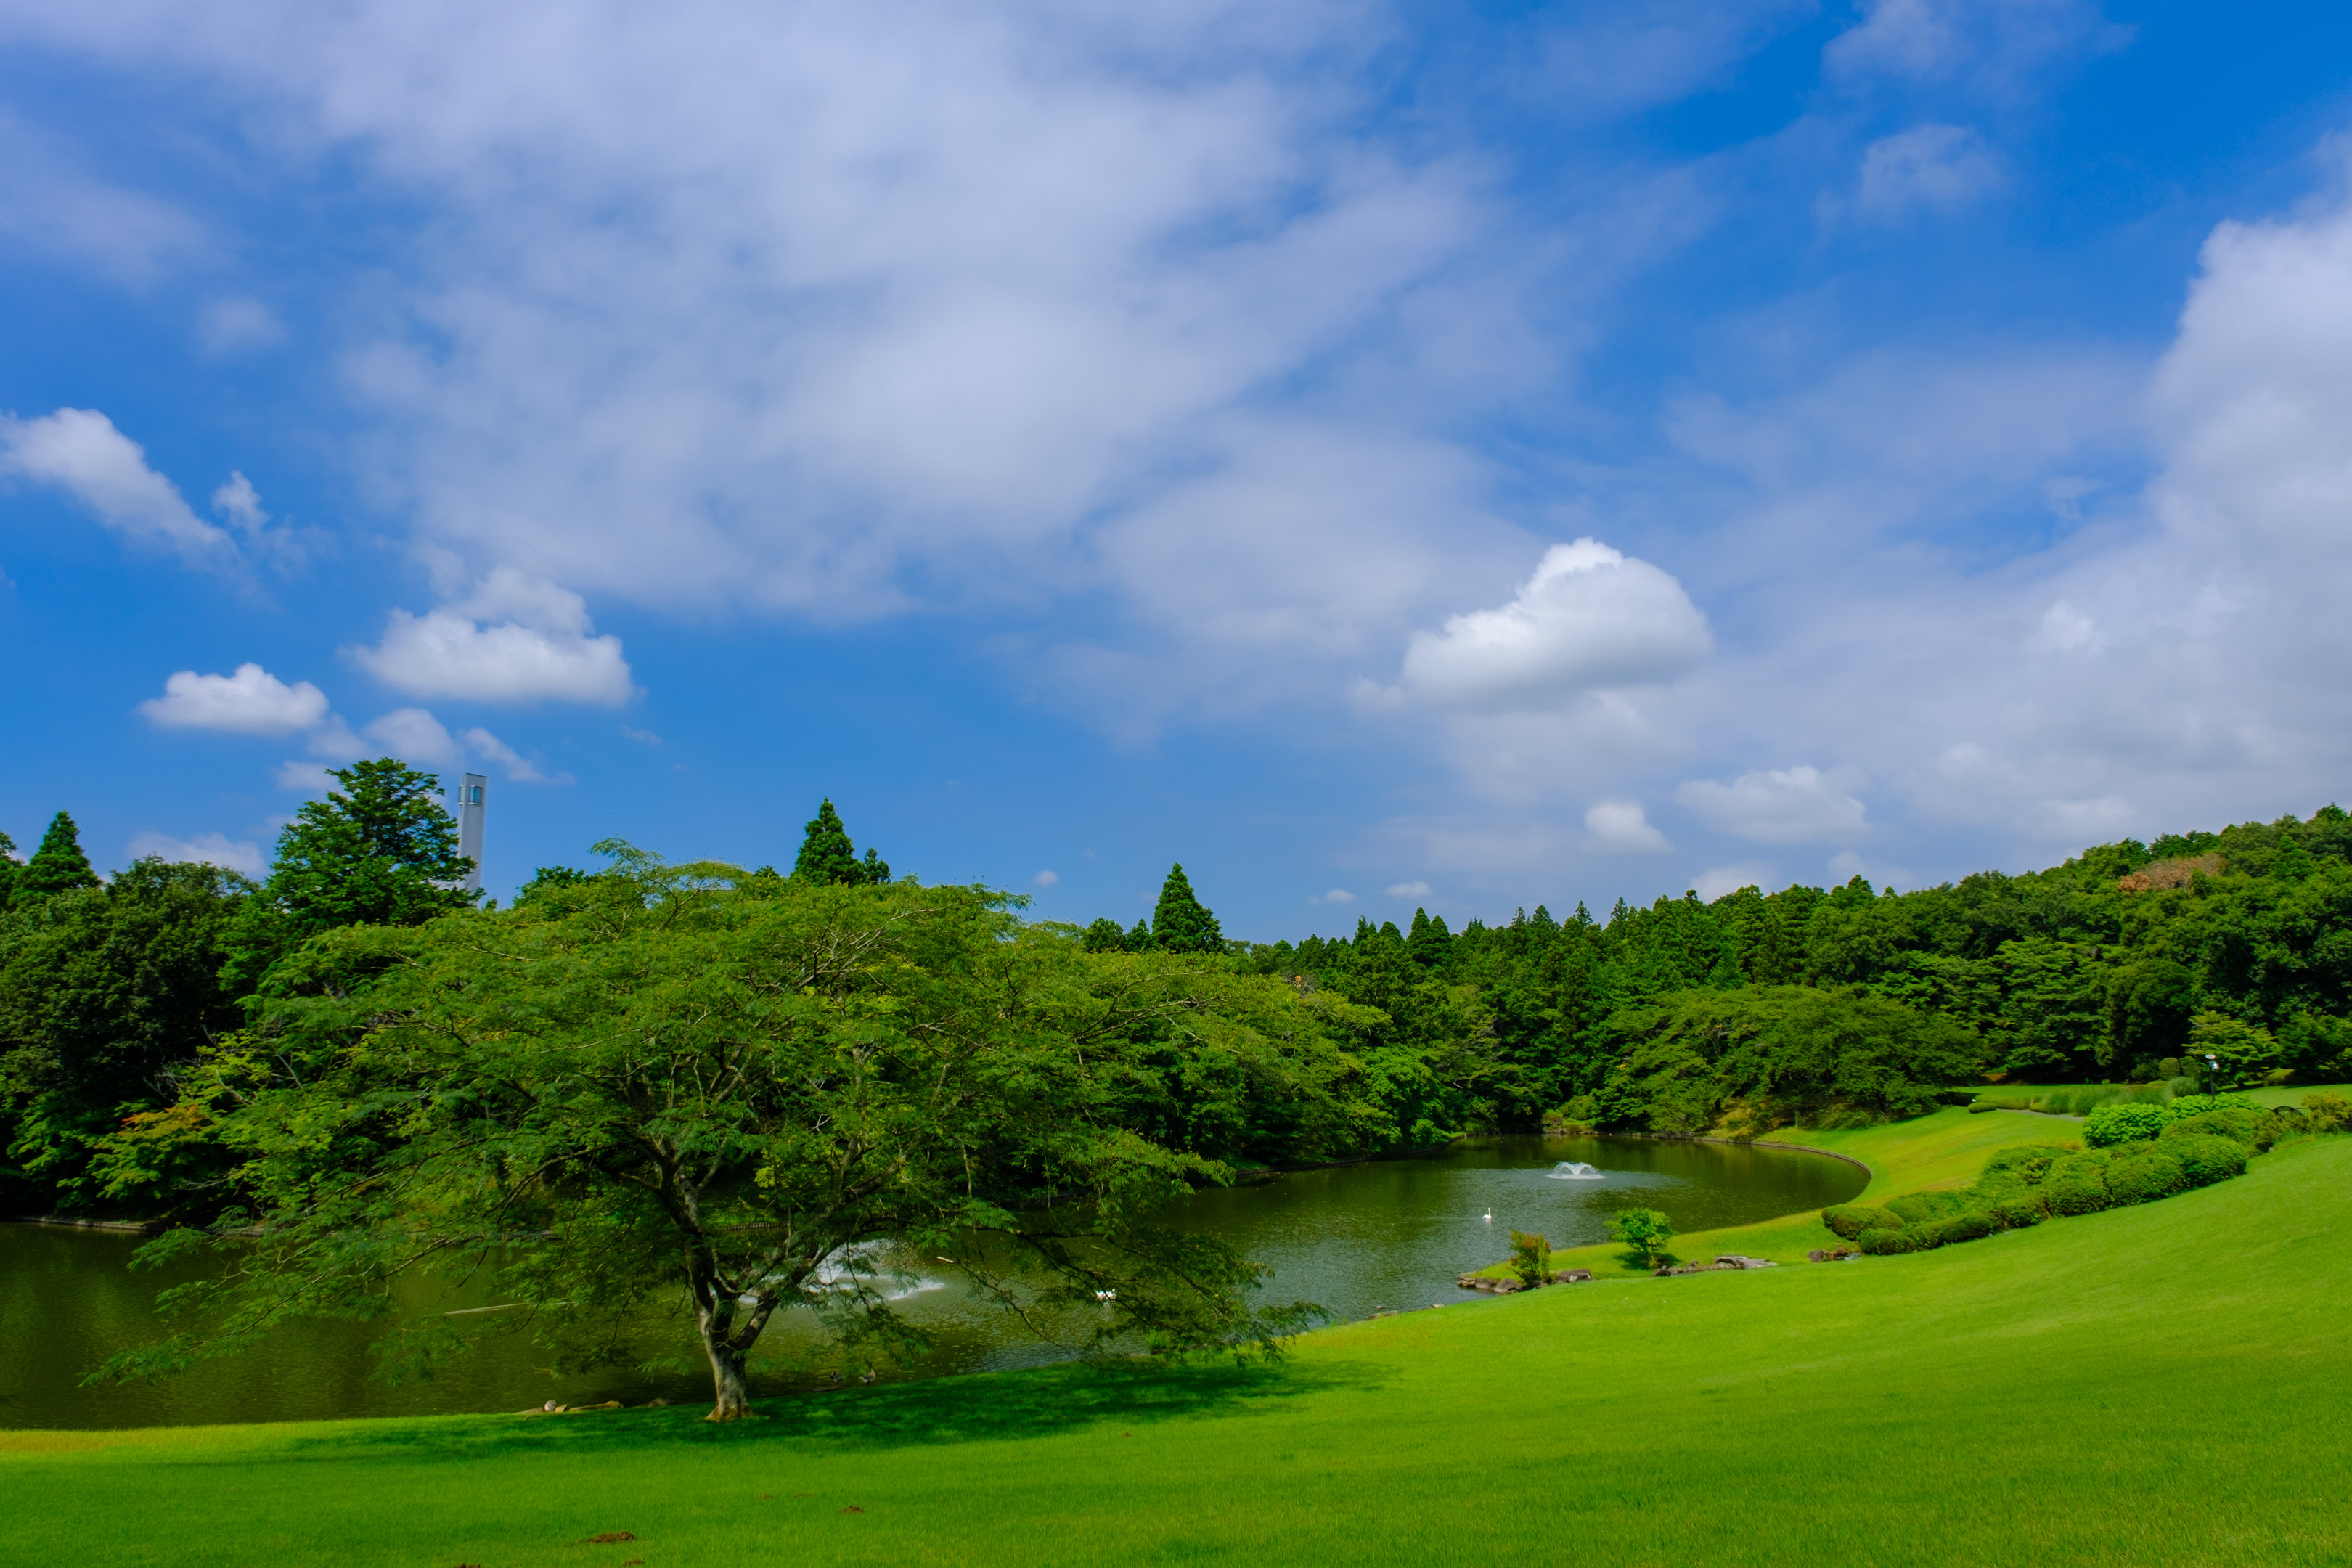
[2205,1053,2221,1094]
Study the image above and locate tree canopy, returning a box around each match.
[107,867,1357,1418]
[16,812,99,904]
[791,799,891,886]
[1148,864,1224,954]
[222,759,475,996]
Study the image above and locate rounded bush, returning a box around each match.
[1856,1227,1918,1255]
[2104,1150,2191,1206]
[2083,1103,2168,1148]
[1980,1144,2076,1184]
[1885,1191,1967,1226]
[1919,1210,1998,1246]
[1988,1196,2046,1228]
[2161,1109,2272,1152]
[2160,1132,2249,1187]
[1822,1204,1904,1241]
[2041,1152,2113,1217]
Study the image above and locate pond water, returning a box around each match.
[0,1134,1861,1429]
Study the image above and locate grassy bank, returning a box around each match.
[7,1134,2348,1566]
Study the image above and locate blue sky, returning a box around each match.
[5,0,2352,939]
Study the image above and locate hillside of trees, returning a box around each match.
[4,775,2349,1225]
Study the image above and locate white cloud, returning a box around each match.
[139,663,329,734]
[1386,880,1432,897]
[1675,765,1868,844]
[198,297,285,353]
[1310,888,1356,905]
[1853,124,2003,221]
[0,408,232,561]
[1032,869,1058,889]
[351,569,634,705]
[460,725,547,782]
[1396,539,1711,713]
[1694,862,1776,902]
[1824,0,2123,89]
[211,471,266,534]
[620,725,661,746]
[0,107,208,285]
[1585,800,1672,854]
[274,760,335,792]
[363,706,461,767]
[127,830,264,878]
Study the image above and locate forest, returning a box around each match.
[4,767,2350,1228]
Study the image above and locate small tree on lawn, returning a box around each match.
[1508,1228,1551,1288]
[1609,1208,1676,1267]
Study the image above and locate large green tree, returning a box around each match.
[0,830,18,907]
[791,799,891,886]
[1149,864,1224,954]
[221,760,475,996]
[0,859,248,1211]
[15,812,99,905]
[110,867,1337,1419]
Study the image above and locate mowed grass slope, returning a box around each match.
[8,1136,2348,1567]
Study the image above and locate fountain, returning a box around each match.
[1547,1161,1604,1180]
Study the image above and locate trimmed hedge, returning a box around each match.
[1885,1191,1969,1226]
[1856,1227,1919,1255]
[1986,1195,2046,1228]
[2160,1132,2249,1186]
[2105,1149,2191,1205]
[1917,1210,1999,1246]
[2083,1103,2170,1148]
[1822,1204,1905,1241]
[2162,1109,2275,1152]
[1981,1145,2075,1183]
[2041,1151,2114,1217]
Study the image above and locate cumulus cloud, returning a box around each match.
[0,408,232,560]
[460,725,549,783]
[363,706,461,767]
[139,663,328,734]
[1396,540,1711,713]
[1584,800,1671,854]
[127,830,264,878]
[1675,765,1868,844]
[1386,880,1432,897]
[273,760,335,792]
[351,570,634,705]
[1032,870,1058,888]
[1853,124,2003,221]
[1310,888,1356,905]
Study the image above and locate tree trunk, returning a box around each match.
[703,1334,757,1422]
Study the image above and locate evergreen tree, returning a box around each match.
[1149,864,1224,954]
[1406,907,1453,968]
[0,830,17,907]
[15,812,99,903]
[1127,917,1152,950]
[221,760,475,995]
[1081,917,1130,953]
[791,800,891,886]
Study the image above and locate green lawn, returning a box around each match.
[7,1132,2348,1566]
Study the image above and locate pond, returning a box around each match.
[0,1134,1862,1429]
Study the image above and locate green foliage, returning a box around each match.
[1986,1195,2046,1228]
[790,799,891,886]
[2041,1151,2114,1216]
[2186,1012,2279,1087]
[1917,1210,1999,1246]
[1608,1207,1675,1264]
[1884,1191,1967,1225]
[15,812,99,904]
[0,859,248,1212]
[1856,1225,1918,1254]
[2161,1110,2274,1152]
[0,829,16,906]
[2105,1150,2192,1206]
[2301,1092,2352,1131]
[2158,1132,2250,1186]
[2083,1103,2170,1146]
[1821,1203,1903,1240]
[1081,917,1130,953]
[98,872,1357,1417]
[1507,1228,1551,1288]
[1595,986,1982,1132]
[221,759,475,997]
[1148,865,1225,955]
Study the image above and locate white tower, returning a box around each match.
[454,772,486,893]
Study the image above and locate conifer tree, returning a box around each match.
[1406,907,1453,968]
[16,812,99,903]
[1148,863,1224,954]
[791,800,891,886]
[1081,916,1129,952]
[0,829,17,907]
[1127,917,1151,950]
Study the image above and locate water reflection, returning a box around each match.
[0,1134,1861,1429]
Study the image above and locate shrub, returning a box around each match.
[1980,1144,2077,1185]
[2104,1150,2192,1205]
[1822,1204,1904,1241]
[2041,1151,2113,1217]
[1856,1227,1919,1254]
[1885,1191,1967,1226]
[2162,1093,2262,1121]
[2163,1109,2273,1151]
[1918,1211,1999,1246]
[1508,1228,1552,1289]
[2301,1092,2352,1132]
[1609,1209,1675,1264]
[1987,1196,2046,1228]
[2160,1132,2249,1187]
[2083,1103,2169,1147]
